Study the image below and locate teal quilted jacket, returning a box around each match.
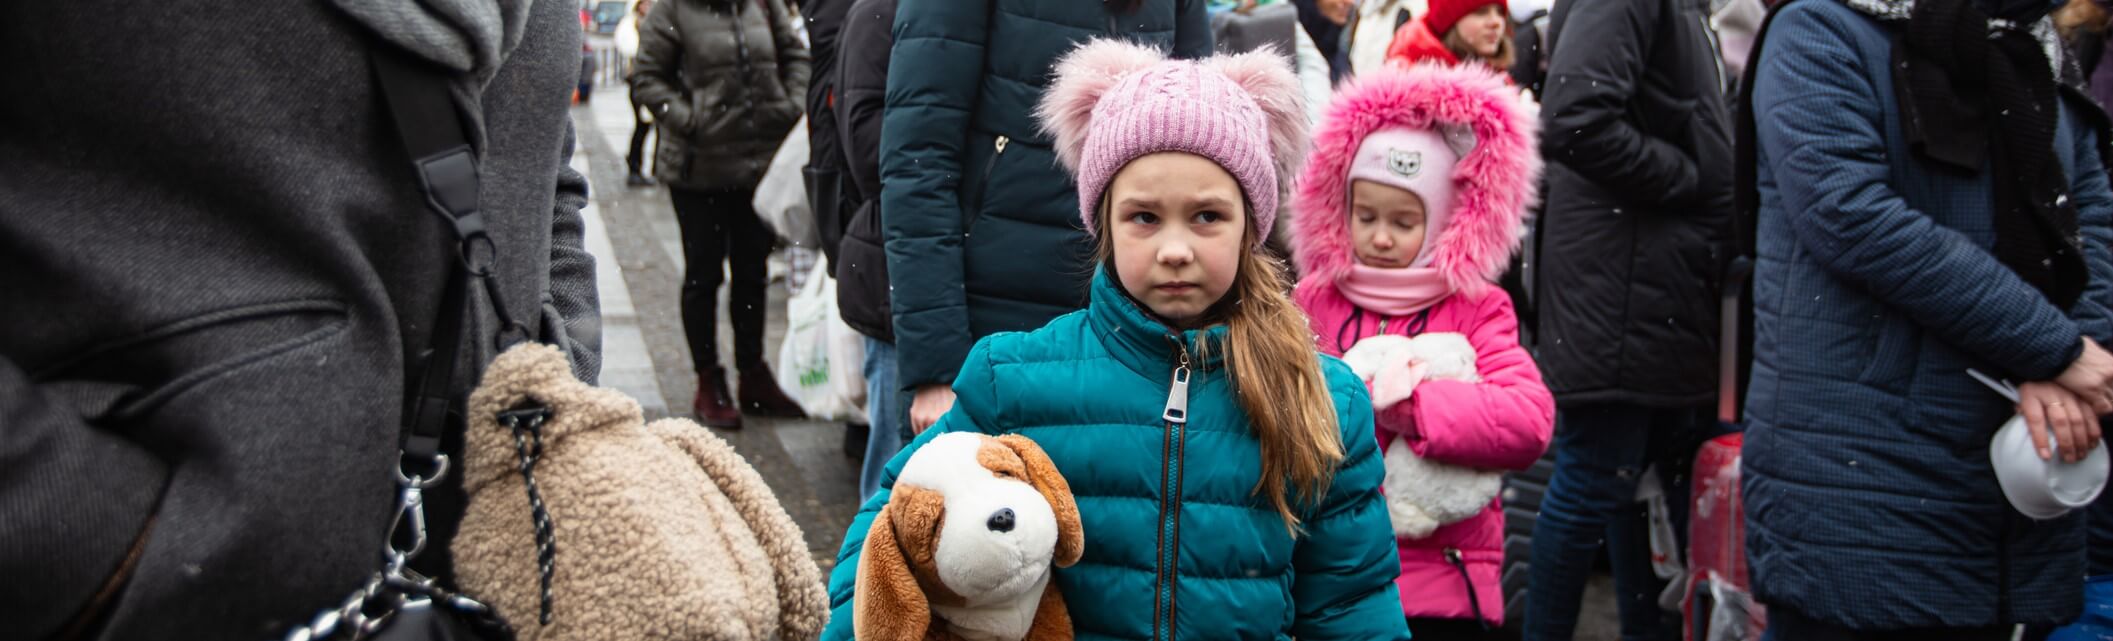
[822,269,1412,641]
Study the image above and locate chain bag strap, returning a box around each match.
[282,43,548,641]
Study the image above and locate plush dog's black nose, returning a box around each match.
[987,508,1016,533]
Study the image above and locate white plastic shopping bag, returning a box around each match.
[775,261,867,422]
[754,117,818,247]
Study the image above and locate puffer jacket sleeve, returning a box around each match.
[2063,111,2113,345]
[879,0,991,390]
[820,339,1002,641]
[1294,26,1332,126]
[766,0,812,103]
[1388,292,1552,471]
[836,0,893,202]
[629,0,690,133]
[1754,4,2085,380]
[1174,0,1214,59]
[1290,360,1413,641]
[1540,0,1700,209]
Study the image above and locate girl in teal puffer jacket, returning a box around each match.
[820,39,1412,641]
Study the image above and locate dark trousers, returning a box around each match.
[1407,617,1504,641]
[1762,604,2014,641]
[1526,403,1705,641]
[627,102,652,176]
[670,188,773,371]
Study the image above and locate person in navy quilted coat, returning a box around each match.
[1743,0,2113,637]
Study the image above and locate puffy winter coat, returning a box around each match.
[881,0,1211,391]
[831,0,895,342]
[631,0,811,191]
[1743,0,2113,628]
[1291,63,1551,625]
[1382,16,1460,68]
[1534,0,1734,407]
[2094,497,2113,576]
[1299,287,1551,624]
[1346,0,1422,74]
[822,269,1413,641]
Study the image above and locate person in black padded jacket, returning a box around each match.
[832,0,899,501]
[1526,0,1735,637]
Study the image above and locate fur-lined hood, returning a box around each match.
[1291,62,1540,299]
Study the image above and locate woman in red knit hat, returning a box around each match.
[1383,0,1515,72]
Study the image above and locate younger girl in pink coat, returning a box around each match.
[1291,62,1553,638]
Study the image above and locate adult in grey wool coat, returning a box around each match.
[0,0,602,639]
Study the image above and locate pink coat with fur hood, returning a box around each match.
[1291,63,1553,625]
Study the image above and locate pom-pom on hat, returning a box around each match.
[1036,39,1311,245]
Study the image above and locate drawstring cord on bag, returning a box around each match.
[499,407,559,626]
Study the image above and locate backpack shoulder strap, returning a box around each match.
[371,45,484,463]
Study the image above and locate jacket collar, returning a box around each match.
[1087,267,1229,380]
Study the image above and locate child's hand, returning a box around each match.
[1371,360,1428,410]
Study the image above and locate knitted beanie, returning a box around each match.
[1425,0,1509,43]
[1037,39,1310,244]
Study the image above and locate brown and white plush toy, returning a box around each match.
[856,432,1084,641]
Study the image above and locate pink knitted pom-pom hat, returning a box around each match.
[1035,39,1310,245]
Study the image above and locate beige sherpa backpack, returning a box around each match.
[452,342,829,640]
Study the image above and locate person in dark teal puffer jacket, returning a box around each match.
[882,0,1212,434]
[826,40,1411,641]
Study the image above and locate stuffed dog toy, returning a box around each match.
[857,432,1084,641]
[1342,333,1504,539]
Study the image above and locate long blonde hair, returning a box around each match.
[1098,199,1346,536]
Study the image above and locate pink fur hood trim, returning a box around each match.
[1292,62,1541,300]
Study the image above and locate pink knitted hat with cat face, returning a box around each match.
[1037,39,1310,245]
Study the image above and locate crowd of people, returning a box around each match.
[5,0,2113,639]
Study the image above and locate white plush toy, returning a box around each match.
[1341,333,1505,540]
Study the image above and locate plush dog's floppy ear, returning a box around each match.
[996,434,1084,567]
[857,485,946,641]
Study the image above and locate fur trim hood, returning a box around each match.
[1292,62,1540,299]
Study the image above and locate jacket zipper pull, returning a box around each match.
[994,135,1009,154]
[1163,341,1191,424]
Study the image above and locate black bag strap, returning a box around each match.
[372,46,556,630]
[370,46,531,464]
[283,48,526,641]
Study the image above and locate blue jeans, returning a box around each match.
[1525,403,1703,641]
[859,337,905,502]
